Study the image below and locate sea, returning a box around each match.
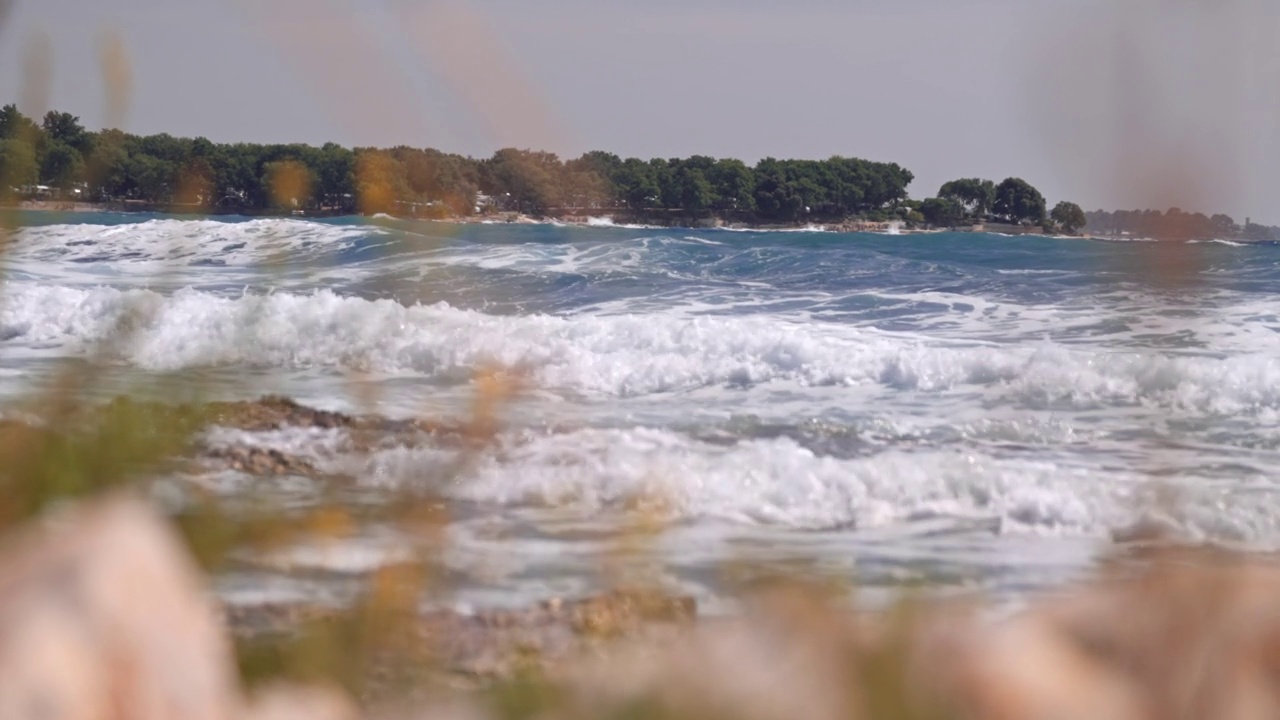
[3,211,1279,612]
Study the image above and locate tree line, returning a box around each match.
[0,105,1116,233]
[1084,208,1280,242]
[0,106,918,223]
[915,176,1087,234]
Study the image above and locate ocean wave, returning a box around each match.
[446,430,1129,532]
[4,285,1280,414]
[7,218,380,271]
[203,423,1277,542]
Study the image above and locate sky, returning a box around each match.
[2,0,1280,222]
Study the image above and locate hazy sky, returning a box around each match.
[3,0,1280,221]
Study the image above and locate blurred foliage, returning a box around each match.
[0,14,1240,719]
[0,378,202,526]
[1086,206,1280,241]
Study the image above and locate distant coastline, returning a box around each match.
[10,200,1276,245]
[2,199,1036,238]
[5,105,1279,241]
[1,105,1078,236]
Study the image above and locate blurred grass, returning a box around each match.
[0,8,1248,719]
[0,20,1019,714]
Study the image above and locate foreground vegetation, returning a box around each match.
[3,377,1280,719]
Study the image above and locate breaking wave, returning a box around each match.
[5,284,1279,416]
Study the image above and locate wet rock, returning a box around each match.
[204,445,318,477]
[206,396,356,433]
[569,589,697,638]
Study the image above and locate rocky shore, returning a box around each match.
[3,394,1280,718]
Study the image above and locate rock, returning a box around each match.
[0,497,240,720]
[206,396,356,433]
[203,445,318,477]
[569,589,696,638]
[223,602,344,638]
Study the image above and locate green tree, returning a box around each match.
[573,151,622,184]
[42,111,92,155]
[312,143,355,211]
[753,158,804,222]
[40,140,85,190]
[613,158,658,211]
[127,153,177,202]
[354,149,410,214]
[1049,201,1087,235]
[86,129,132,200]
[938,178,996,219]
[655,159,682,209]
[676,165,713,215]
[209,144,262,208]
[563,153,615,209]
[0,105,41,144]
[0,138,38,194]
[707,159,756,212]
[992,178,1046,225]
[485,148,561,213]
[920,197,963,227]
[1210,213,1237,237]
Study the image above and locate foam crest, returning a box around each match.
[4,284,1280,414]
[446,430,1119,531]
[412,428,1280,542]
[8,218,378,272]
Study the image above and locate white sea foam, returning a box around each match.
[7,218,378,276]
[251,537,414,574]
[3,284,1279,414]
[320,426,1279,543]
[453,430,1123,531]
[583,217,664,230]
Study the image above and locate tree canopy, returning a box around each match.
[938,178,996,219]
[1050,201,1087,235]
[3,105,1150,237]
[1083,207,1280,241]
[0,106,922,223]
[992,178,1047,225]
[920,197,962,228]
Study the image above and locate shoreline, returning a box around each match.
[2,200,1016,237]
[17,200,1256,243]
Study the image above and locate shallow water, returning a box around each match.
[4,211,1280,610]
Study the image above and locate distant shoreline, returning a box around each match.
[16,200,1270,244]
[3,200,1033,238]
